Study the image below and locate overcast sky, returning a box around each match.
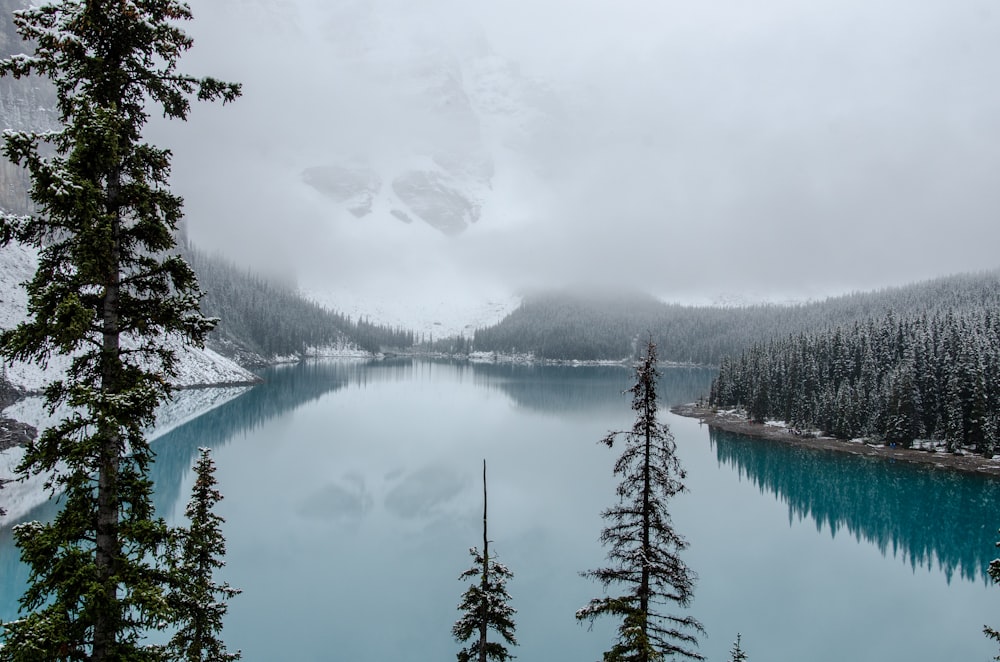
[148,0,1000,306]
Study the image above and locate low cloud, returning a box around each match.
[149,0,1000,305]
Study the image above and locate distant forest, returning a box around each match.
[709,304,1000,452]
[472,271,1000,366]
[473,272,1000,448]
[183,250,1000,452]
[184,246,413,362]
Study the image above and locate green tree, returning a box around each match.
[0,0,239,659]
[453,460,517,662]
[728,633,748,662]
[167,448,241,662]
[577,340,704,662]
[985,528,1000,659]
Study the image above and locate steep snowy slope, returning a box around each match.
[0,242,258,391]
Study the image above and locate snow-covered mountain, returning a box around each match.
[0,0,544,352]
[305,286,520,341]
[282,0,562,236]
[0,242,258,392]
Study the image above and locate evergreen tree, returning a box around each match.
[577,340,704,661]
[985,528,1000,660]
[167,448,241,662]
[453,460,517,662]
[709,304,1000,450]
[728,633,748,662]
[0,1,239,659]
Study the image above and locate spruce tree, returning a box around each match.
[728,633,748,662]
[577,339,704,662]
[985,528,1000,660]
[167,448,241,662]
[453,460,517,662]
[0,1,239,659]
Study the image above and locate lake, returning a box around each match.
[2,359,999,661]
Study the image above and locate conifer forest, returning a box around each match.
[709,305,1000,451]
[1,0,1000,660]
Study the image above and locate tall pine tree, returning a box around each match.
[453,460,517,662]
[0,1,239,659]
[577,339,704,662]
[166,448,241,662]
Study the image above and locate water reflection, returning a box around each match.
[150,360,364,515]
[3,360,996,662]
[6,360,711,533]
[470,363,715,415]
[298,475,374,523]
[709,428,1000,582]
[383,465,467,520]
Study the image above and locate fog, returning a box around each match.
[147,0,1000,307]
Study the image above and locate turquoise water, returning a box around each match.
[2,359,998,661]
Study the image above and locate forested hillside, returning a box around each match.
[709,305,1000,452]
[184,247,413,362]
[473,271,1000,364]
[473,290,665,360]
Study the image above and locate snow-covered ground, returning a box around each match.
[305,344,372,359]
[0,242,257,391]
[0,384,253,524]
[304,287,520,341]
[0,241,260,523]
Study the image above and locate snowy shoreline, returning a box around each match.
[671,403,1000,478]
[465,350,709,368]
[0,383,254,525]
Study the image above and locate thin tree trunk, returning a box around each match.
[480,459,488,662]
[639,369,653,662]
[94,169,123,662]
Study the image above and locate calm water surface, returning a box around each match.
[2,359,999,661]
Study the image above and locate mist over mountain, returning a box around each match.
[150,0,563,258]
[294,25,558,238]
[183,246,414,363]
[2,0,999,319]
[473,270,1000,364]
[142,0,1000,307]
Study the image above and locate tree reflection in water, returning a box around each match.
[709,427,1000,583]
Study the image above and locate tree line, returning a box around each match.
[473,271,1000,365]
[709,306,1000,452]
[183,245,414,360]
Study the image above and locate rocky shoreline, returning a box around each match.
[671,403,1000,478]
[0,417,36,453]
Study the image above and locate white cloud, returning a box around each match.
[148,0,1000,307]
